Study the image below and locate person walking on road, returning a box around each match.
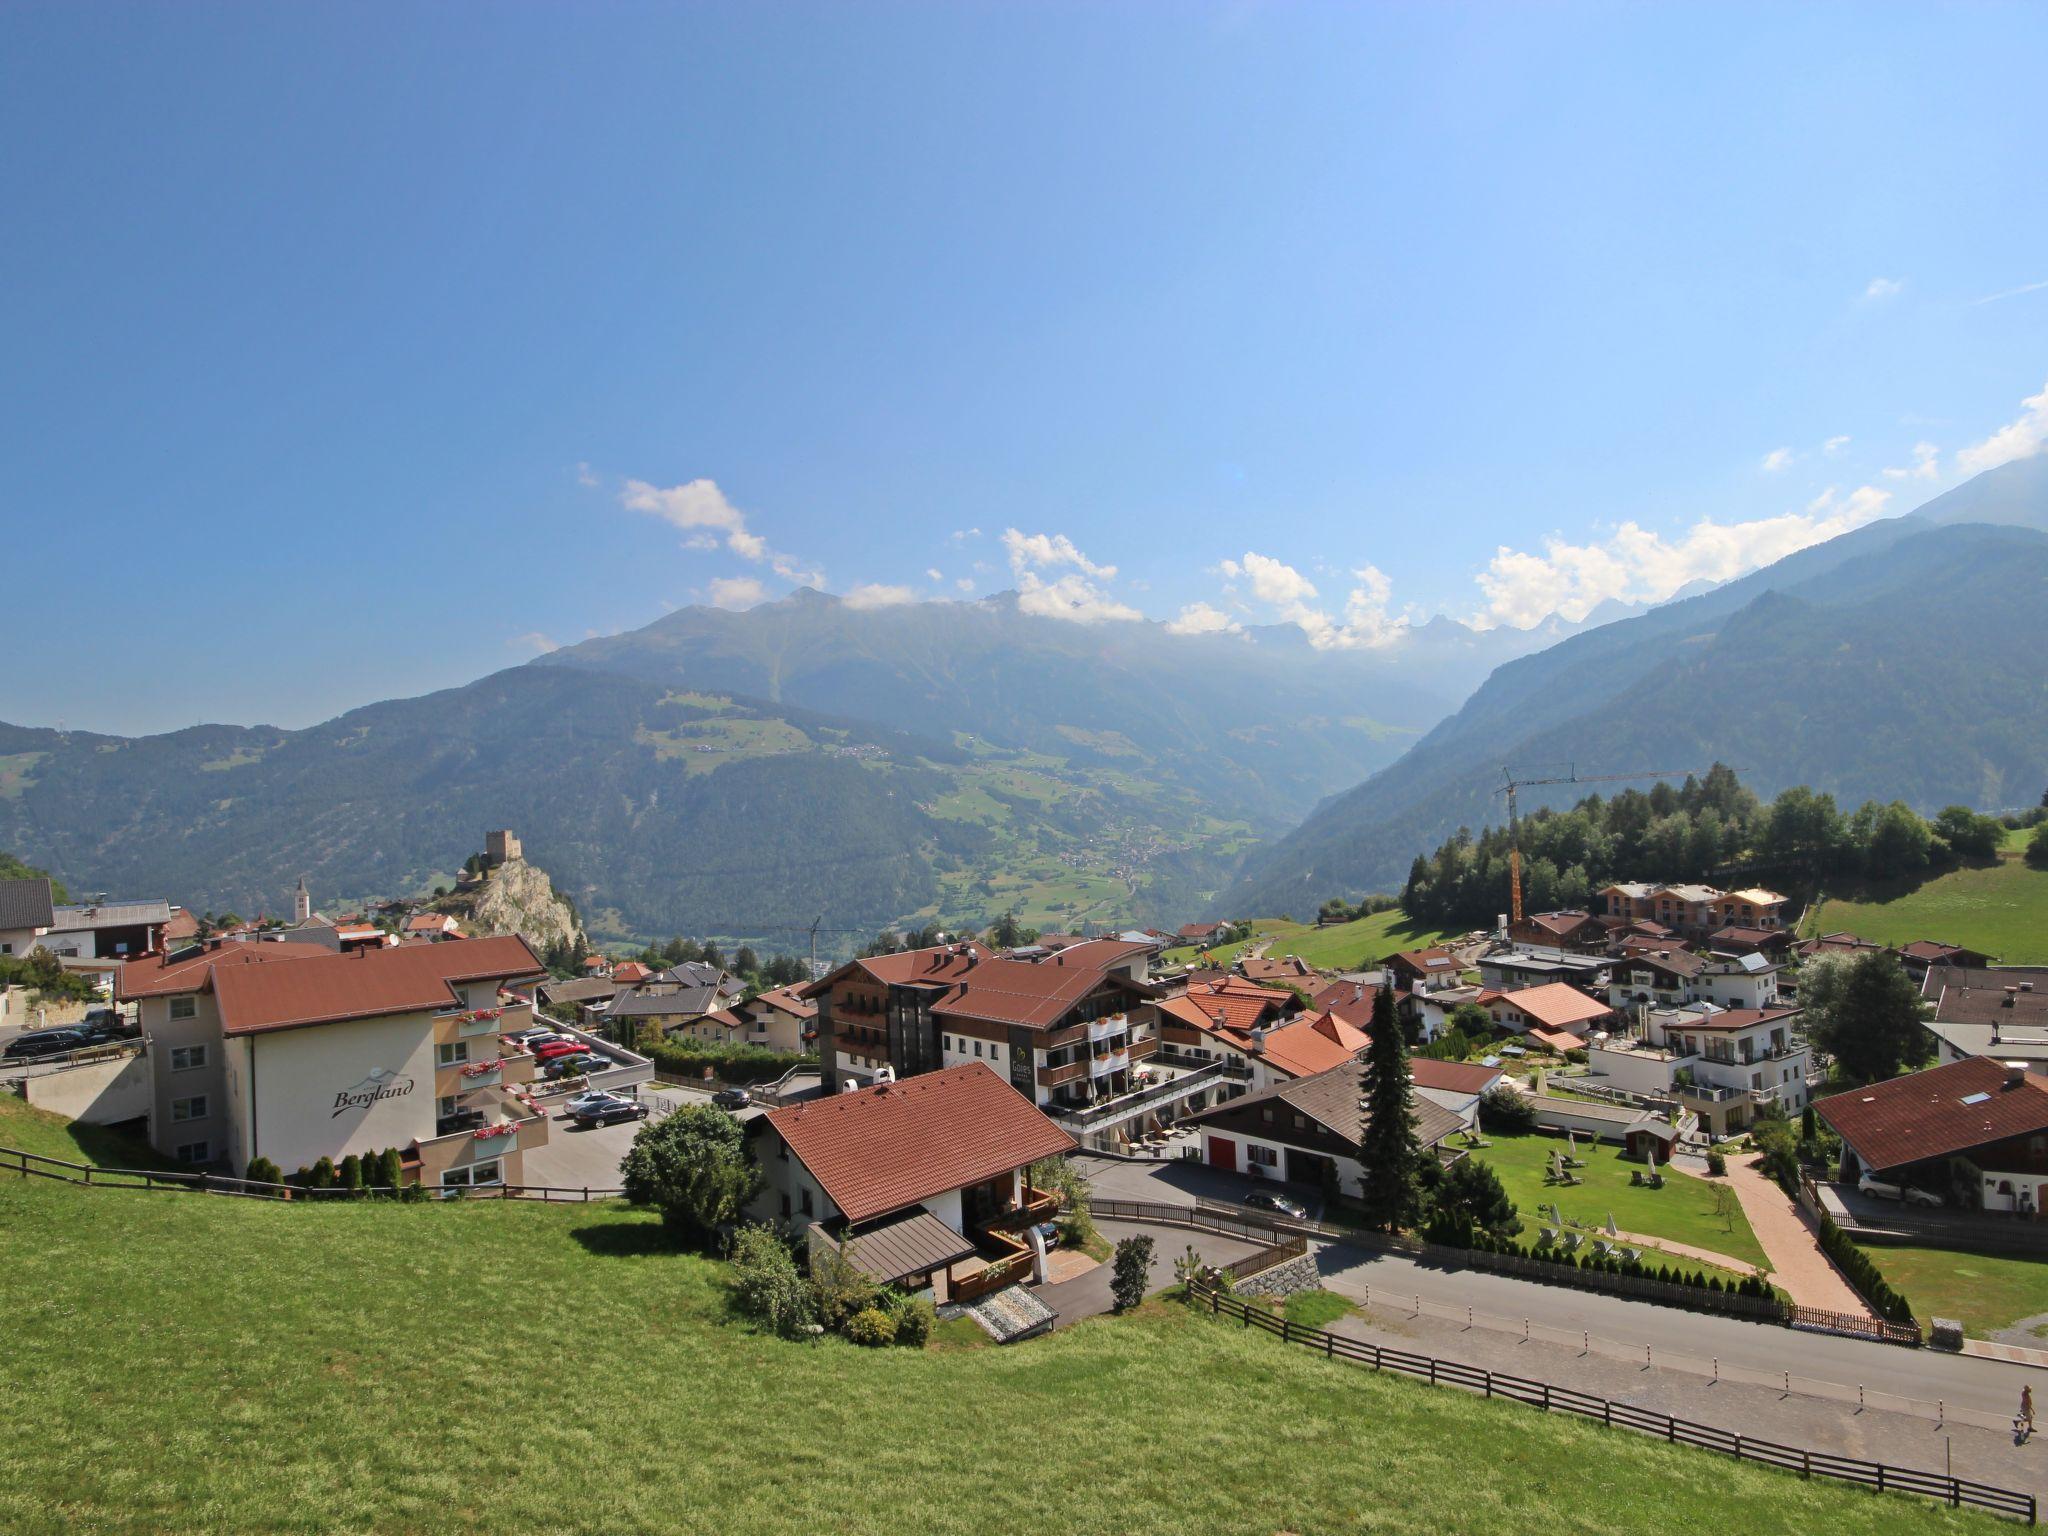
[2018,1384,2034,1443]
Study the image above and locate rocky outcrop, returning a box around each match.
[460,858,584,954]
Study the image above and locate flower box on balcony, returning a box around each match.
[472,1121,520,1144]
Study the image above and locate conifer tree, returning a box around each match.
[1355,985,1420,1231]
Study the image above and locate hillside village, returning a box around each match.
[9,807,2048,1525]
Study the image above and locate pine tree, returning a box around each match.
[1355,984,1420,1231]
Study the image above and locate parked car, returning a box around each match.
[1034,1220,1061,1250]
[531,1038,590,1060]
[572,1096,650,1128]
[504,1027,558,1049]
[70,1020,130,1047]
[1242,1189,1308,1220]
[3,1029,87,1061]
[544,1053,606,1080]
[81,1007,136,1037]
[562,1088,627,1116]
[711,1087,752,1110]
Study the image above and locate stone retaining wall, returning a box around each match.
[1238,1253,1319,1299]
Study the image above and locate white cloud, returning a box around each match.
[1000,528,1139,623]
[1165,601,1243,636]
[843,583,917,610]
[620,476,823,588]
[1471,487,1893,629]
[576,462,599,488]
[1760,447,1795,473]
[1956,380,2048,476]
[956,576,975,593]
[1206,553,1407,650]
[706,576,767,611]
[950,527,981,543]
[925,568,943,583]
[1002,529,1118,579]
[1882,441,1939,481]
[1824,435,1851,455]
[508,631,558,654]
[1864,276,1904,300]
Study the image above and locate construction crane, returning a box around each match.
[1494,764,1717,925]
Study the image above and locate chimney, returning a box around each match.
[1250,1024,1268,1054]
[2006,1062,2029,1089]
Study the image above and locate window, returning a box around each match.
[780,1193,792,1218]
[169,996,197,1021]
[800,1187,813,1216]
[437,1042,469,1067]
[443,1160,501,1190]
[1261,1107,1274,1122]
[169,1044,207,1072]
[171,1095,207,1123]
[174,1141,210,1164]
[1246,1145,1278,1168]
[438,1095,460,1119]
[973,1041,983,1058]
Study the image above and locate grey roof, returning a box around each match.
[537,976,620,1006]
[813,1209,978,1285]
[0,878,56,932]
[607,987,724,1019]
[1184,1059,1462,1152]
[49,899,174,931]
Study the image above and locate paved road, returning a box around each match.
[520,1086,693,1189]
[1075,1153,2043,1423]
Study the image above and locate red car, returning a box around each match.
[531,1038,590,1061]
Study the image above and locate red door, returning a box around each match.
[1208,1136,1237,1172]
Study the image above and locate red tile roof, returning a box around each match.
[763,1062,1073,1225]
[208,935,545,1036]
[1256,1011,1370,1078]
[1525,1027,1587,1053]
[1480,982,1613,1033]
[1240,954,1317,983]
[1309,977,1382,1029]
[611,962,652,983]
[1158,976,1296,1039]
[1410,1058,1506,1095]
[751,983,818,1019]
[811,941,1142,1033]
[116,940,335,1001]
[1815,1058,2048,1173]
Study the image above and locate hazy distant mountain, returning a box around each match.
[1223,458,2048,917]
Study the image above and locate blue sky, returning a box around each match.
[4,2,2046,733]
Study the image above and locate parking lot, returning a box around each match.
[518,1082,770,1191]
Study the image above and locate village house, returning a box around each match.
[1920,966,2048,1075]
[37,898,172,961]
[1599,882,1787,939]
[1175,921,1231,947]
[1184,1058,1461,1193]
[1796,932,1897,964]
[730,982,817,1054]
[1410,1057,1506,1131]
[1151,972,1301,1090]
[0,876,57,957]
[1478,949,1609,994]
[116,934,551,1188]
[1239,953,1319,986]
[1586,1004,1809,1136]
[807,939,1159,1113]
[1898,940,1997,978]
[1386,946,1462,992]
[1308,976,1381,1032]
[1473,981,1616,1049]
[1817,1057,2048,1218]
[402,912,462,942]
[748,1062,1074,1303]
[1507,910,1608,952]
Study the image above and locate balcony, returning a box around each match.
[983,1183,1062,1233]
[1089,1049,1129,1078]
[1086,1014,1128,1043]
[1126,1036,1158,1062]
[1038,1059,1088,1089]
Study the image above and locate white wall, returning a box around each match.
[1584,1045,1677,1095]
[240,1011,438,1174]
[1414,1086,1481,1129]
[22,1052,151,1124]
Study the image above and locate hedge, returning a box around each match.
[640,1032,819,1086]
[1813,1209,1917,1328]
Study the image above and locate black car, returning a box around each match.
[3,1029,87,1061]
[572,1096,650,1128]
[1242,1189,1308,1220]
[543,1052,606,1079]
[711,1087,752,1110]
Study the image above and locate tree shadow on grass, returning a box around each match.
[569,1219,690,1260]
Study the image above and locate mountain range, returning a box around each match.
[3,456,2045,947]
[1224,453,2048,916]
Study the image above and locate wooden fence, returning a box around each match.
[1221,1235,1309,1285]
[1,1145,623,1202]
[1188,1282,2035,1525]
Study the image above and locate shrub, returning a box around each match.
[846,1307,897,1347]
[1477,1086,1536,1135]
[1111,1234,1155,1313]
[244,1157,283,1189]
[639,1032,818,1086]
[620,1103,758,1247]
[339,1154,364,1193]
[809,1239,879,1334]
[309,1157,337,1190]
[1705,1150,1727,1177]
[886,1290,936,1348]
[376,1147,405,1195]
[729,1224,816,1338]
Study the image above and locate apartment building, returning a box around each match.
[808,939,1158,1111]
[1587,1003,1808,1136]
[1599,882,1788,938]
[117,935,549,1188]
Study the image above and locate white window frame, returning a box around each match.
[169,996,198,1021]
[441,1159,502,1192]
[169,1044,207,1073]
[171,1095,208,1123]
[437,1041,469,1067]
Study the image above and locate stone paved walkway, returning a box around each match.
[1718,1153,1869,1314]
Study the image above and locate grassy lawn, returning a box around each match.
[1162,908,1457,972]
[1474,1132,1770,1273]
[0,1106,1996,1534]
[0,1097,179,1170]
[1807,856,2048,963]
[1281,1287,1355,1329]
[1857,1244,2048,1340]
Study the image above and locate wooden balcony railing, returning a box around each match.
[1037,1059,1088,1089]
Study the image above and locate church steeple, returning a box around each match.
[293,876,311,925]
